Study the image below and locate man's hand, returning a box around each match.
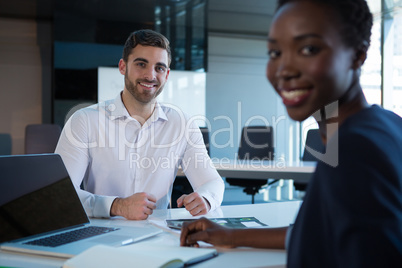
[110,192,156,220]
[180,217,235,248]
[176,192,210,216]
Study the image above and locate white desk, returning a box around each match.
[179,160,316,184]
[0,201,302,268]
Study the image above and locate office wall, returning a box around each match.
[0,21,300,160]
[0,18,42,154]
[206,35,300,161]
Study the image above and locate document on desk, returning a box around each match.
[63,242,217,268]
[166,217,268,230]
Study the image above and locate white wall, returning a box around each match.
[0,18,42,154]
[206,35,300,161]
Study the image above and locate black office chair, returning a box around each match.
[25,124,62,154]
[199,127,210,156]
[226,126,274,204]
[0,133,12,155]
[171,127,210,208]
[295,129,325,191]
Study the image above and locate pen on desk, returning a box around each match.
[121,238,134,246]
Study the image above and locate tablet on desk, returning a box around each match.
[166,217,268,230]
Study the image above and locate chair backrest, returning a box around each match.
[199,127,210,156]
[0,133,12,155]
[302,129,325,161]
[25,124,62,154]
[238,126,274,160]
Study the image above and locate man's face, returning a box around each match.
[119,44,170,104]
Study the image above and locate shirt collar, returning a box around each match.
[150,102,168,123]
[109,91,168,123]
[109,92,130,120]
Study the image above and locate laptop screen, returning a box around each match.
[0,154,89,243]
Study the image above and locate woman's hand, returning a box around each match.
[180,217,235,248]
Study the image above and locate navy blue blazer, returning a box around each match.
[288,105,402,268]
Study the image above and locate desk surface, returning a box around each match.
[0,201,302,268]
[179,160,316,183]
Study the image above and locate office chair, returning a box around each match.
[0,133,12,155]
[199,127,210,156]
[171,127,210,208]
[226,126,274,204]
[295,128,325,191]
[25,124,62,154]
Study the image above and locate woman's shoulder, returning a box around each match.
[340,105,402,146]
[332,105,402,178]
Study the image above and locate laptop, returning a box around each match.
[0,154,162,258]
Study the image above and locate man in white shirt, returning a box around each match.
[55,29,224,220]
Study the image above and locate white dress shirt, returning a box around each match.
[55,93,224,218]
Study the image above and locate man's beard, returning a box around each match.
[125,74,164,104]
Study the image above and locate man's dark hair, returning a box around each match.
[122,29,171,65]
[277,0,373,49]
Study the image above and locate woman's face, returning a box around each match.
[267,1,356,121]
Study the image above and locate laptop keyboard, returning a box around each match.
[24,226,120,247]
